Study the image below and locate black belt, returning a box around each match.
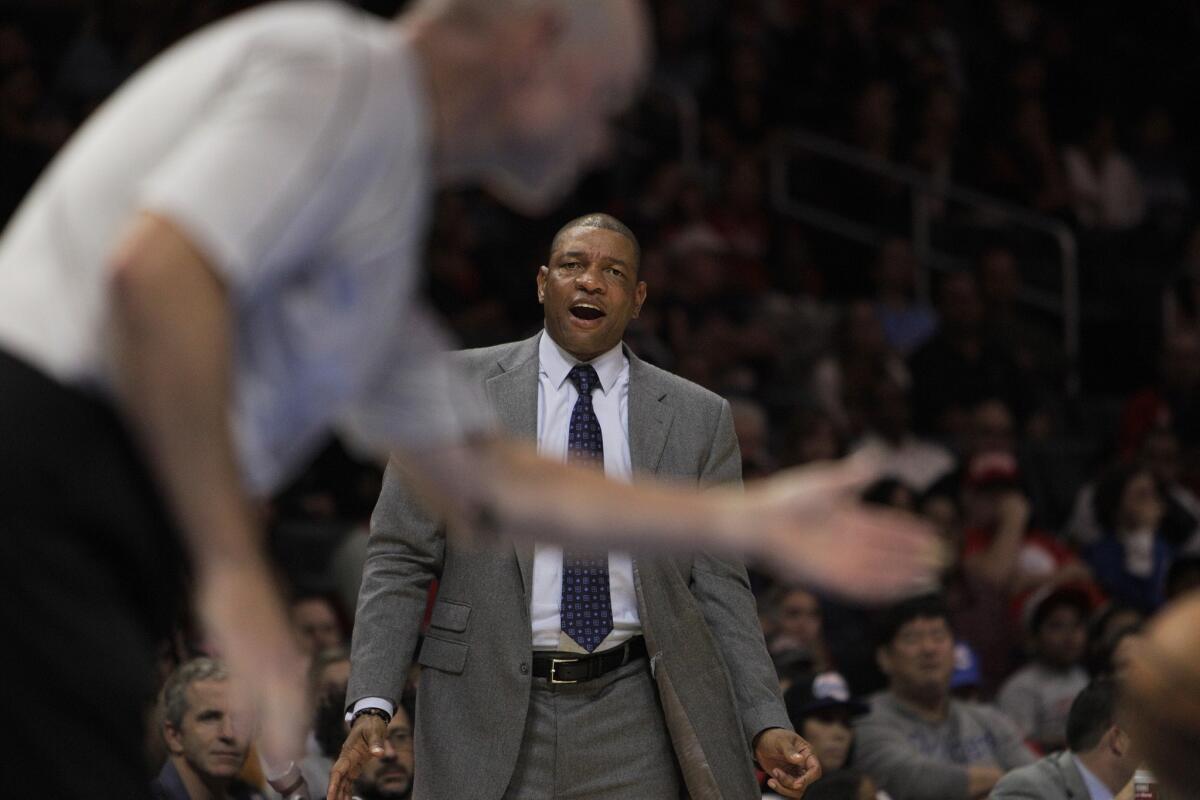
[532,636,647,684]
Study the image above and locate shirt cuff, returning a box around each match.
[345,696,395,723]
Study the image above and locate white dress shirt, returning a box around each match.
[531,331,641,652]
[1073,755,1114,800]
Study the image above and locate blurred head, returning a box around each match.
[839,300,886,356]
[1093,466,1166,535]
[964,399,1016,457]
[962,450,1023,528]
[355,702,415,800]
[160,658,252,788]
[876,595,955,706]
[936,271,984,335]
[1068,679,1139,790]
[1028,588,1090,669]
[873,237,917,297]
[310,647,352,758]
[413,0,650,214]
[1161,330,1200,393]
[865,375,912,441]
[538,213,645,361]
[290,594,345,655]
[784,672,867,771]
[773,587,824,649]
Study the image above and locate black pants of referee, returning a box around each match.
[0,350,184,798]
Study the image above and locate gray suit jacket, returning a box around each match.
[989,750,1092,799]
[348,333,790,800]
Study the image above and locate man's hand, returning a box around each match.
[740,459,943,603]
[327,714,388,800]
[754,728,820,798]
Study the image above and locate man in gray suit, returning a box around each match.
[332,214,817,800]
[991,678,1139,800]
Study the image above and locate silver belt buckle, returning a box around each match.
[550,657,579,684]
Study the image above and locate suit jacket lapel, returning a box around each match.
[486,334,541,597]
[627,347,673,476]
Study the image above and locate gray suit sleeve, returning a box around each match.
[345,459,445,709]
[689,399,793,746]
[988,767,1045,799]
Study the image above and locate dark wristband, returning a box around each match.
[351,706,391,727]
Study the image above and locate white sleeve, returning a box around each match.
[138,33,366,291]
[336,307,496,457]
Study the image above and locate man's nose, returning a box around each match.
[575,266,604,292]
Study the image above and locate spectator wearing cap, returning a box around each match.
[853,594,1034,800]
[784,672,869,774]
[779,673,891,800]
[997,587,1092,753]
[962,451,1095,613]
[990,678,1140,800]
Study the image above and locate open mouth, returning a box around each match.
[569,303,606,321]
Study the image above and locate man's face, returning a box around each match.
[879,616,955,701]
[801,710,854,771]
[1036,606,1086,669]
[777,589,822,645]
[291,597,342,655]
[164,680,252,783]
[355,709,414,800]
[537,227,645,361]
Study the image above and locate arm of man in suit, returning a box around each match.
[687,400,819,798]
[328,460,445,800]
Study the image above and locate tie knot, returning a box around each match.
[568,364,600,396]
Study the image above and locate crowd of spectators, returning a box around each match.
[6,0,1200,797]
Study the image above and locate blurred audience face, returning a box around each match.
[1161,330,1200,392]
[312,654,352,758]
[867,377,911,440]
[1036,605,1087,669]
[163,678,252,787]
[879,615,955,704]
[1139,427,1182,484]
[874,237,916,297]
[1117,471,1165,533]
[776,588,823,648]
[538,225,645,361]
[801,710,854,771]
[965,399,1016,456]
[937,272,984,335]
[354,705,415,800]
[291,596,343,655]
[843,300,886,356]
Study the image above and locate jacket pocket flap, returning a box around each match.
[417,635,468,675]
[428,600,471,632]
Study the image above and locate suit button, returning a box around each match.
[519,662,529,675]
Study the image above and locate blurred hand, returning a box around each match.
[754,728,820,798]
[197,559,309,769]
[328,714,388,800]
[739,458,943,603]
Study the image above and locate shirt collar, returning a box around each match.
[539,330,625,395]
[1072,754,1115,800]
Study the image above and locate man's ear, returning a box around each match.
[632,281,647,318]
[537,265,548,303]
[162,721,185,757]
[1108,725,1130,757]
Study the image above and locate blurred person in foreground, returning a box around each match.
[853,594,1035,800]
[153,658,261,800]
[0,1,938,796]
[990,678,1139,800]
[335,215,817,800]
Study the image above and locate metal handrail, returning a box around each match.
[769,128,1080,395]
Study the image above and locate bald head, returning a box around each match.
[550,214,640,273]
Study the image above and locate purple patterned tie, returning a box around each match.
[561,364,613,652]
